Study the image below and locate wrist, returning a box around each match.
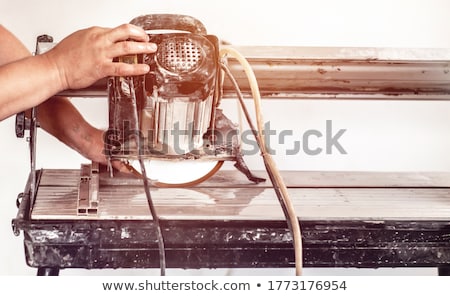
[40,50,69,92]
[84,128,108,164]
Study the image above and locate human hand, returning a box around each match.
[43,24,156,90]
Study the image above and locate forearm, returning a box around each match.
[37,96,107,164]
[0,54,65,120]
[0,24,64,120]
[37,96,133,172]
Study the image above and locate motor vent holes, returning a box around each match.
[158,37,204,73]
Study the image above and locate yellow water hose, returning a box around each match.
[219,47,303,276]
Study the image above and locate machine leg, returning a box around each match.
[437,266,450,276]
[37,267,60,276]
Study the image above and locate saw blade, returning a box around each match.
[127,159,224,188]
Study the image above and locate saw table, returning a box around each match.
[12,166,450,275]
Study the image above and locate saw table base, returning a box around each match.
[12,168,450,275]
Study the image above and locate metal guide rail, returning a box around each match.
[58,46,450,100]
[11,166,450,275]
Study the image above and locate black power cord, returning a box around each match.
[220,63,294,234]
[128,77,167,276]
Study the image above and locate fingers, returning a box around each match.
[108,40,157,59]
[111,159,141,176]
[100,62,150,77]
[47,23,158,89]
[107,23,150,43]
[104,24,157,72]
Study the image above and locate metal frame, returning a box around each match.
[12,42,450,276]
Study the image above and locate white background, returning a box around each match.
[0,0,449,275]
